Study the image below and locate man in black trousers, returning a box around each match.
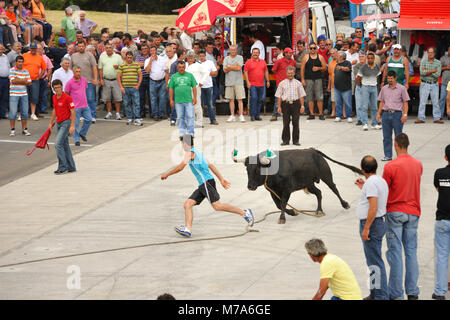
[275,66,306,146]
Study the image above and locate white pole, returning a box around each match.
[126,3,129,33]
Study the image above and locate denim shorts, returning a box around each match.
[26,80,40,104]
[8,95,29,120]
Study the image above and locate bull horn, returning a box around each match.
[232,149,246,163]
[259,155,271,165]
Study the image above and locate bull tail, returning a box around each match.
[313,149,363,175]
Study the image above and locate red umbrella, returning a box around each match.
[176,0,244,33]
[26,123,55,156]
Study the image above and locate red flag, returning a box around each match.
[26,123,55,156]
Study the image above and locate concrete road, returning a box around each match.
[0,107,160,186]
[0,113,448,300]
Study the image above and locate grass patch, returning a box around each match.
[46,10,178,35]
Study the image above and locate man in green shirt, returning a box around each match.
[169,61,197,136]
[61,7,76,44]
[118,51,142,126]
[99,43,123,120]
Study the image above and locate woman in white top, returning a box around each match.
[186,50,209,128]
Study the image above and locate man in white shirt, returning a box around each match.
[145,45,168,120]
[51,58,73,92]
[199,49,219,125]
[355,155,389,300]
[249,34,265,61]
[164,45,178,124]
[186,51,209,128]
[180,30,193,51]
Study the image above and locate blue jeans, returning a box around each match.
[8,95,29,120]
[74,107,92,143]
[0,77,9,117]
[439,83,448,118]
[272,96,280,117]
[175,102,194,135]
[361,85,378,126]
[360,217,389,300]
[86,83,97,119]
[330,296,342,300]
[381,111,403,159]
[250,85,265,118]
[201,87,216,122]
[27,79,39,105]
[212,76,219,103]
[55,120,76,172]
[355,85,362,121]
[150,79,166,118]
[37,78,48,113]
[139,76,150,116]
[123,87,140,120]
[334,88,353,119]
[385,212,420,299]
[434,219,450,296]
[418,82,440,121]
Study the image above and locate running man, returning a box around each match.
[161,134,254,237]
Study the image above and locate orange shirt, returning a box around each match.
[5,11,16,23]
[22,52,47,80]
[328,59,337,88]
[31,0,45,19]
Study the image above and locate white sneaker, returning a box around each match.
[239,115,246,122]
[30,114,38,121]
[227,115,236,122]
[91,118,96,123]
[116,113,121,120]
[347,117,353,123]
[134,119,143,126]
[17,115,21,121]
[334,117,342,122]
[363,124,368,131]
[373,124,382,130]
[127,119,133,125]
[104,112,112,119]
[22,129,31,136]
[9,129,15,136]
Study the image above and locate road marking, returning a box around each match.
[0,139,93,147]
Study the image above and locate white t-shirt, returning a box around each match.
[346,50,359,80]
[51,67,74,93]
[251,40,265,61]
[356,175,389,220]
[199,59,216,88]
[144,55,168,81]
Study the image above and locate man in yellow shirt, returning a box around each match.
[305,238,362,300]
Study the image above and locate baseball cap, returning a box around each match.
[30,41,38,49]
[392,44,402,49]
[284,47,294,53]
[58,37,67,46]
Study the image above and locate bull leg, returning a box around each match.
[305,184,324,214]
[321,176,350,209]
[270,192,296,216]
[278,192,292,224]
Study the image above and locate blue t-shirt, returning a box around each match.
[189,147,214,186]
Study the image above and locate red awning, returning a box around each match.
[352,13,399,23]
[397,16,450,30]
[217,9,292,18]
[397,0,450,30]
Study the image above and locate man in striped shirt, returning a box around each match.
[275,66,306,146]
[9,55,31,136]
[117,51,143,126]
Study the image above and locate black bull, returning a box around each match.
[233,148,363,224]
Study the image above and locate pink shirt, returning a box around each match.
[65,76,88,109]
[41,55,53,78]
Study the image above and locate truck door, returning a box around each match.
[312,6,329,40]
[324,4,336,40]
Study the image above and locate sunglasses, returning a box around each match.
[310,47,317,50]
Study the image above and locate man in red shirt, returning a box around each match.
[270,47,296,121]
[382,133,423,300]
[48,79,76,175]
[244,48,270,121]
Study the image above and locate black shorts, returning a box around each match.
[189,179,220,205]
